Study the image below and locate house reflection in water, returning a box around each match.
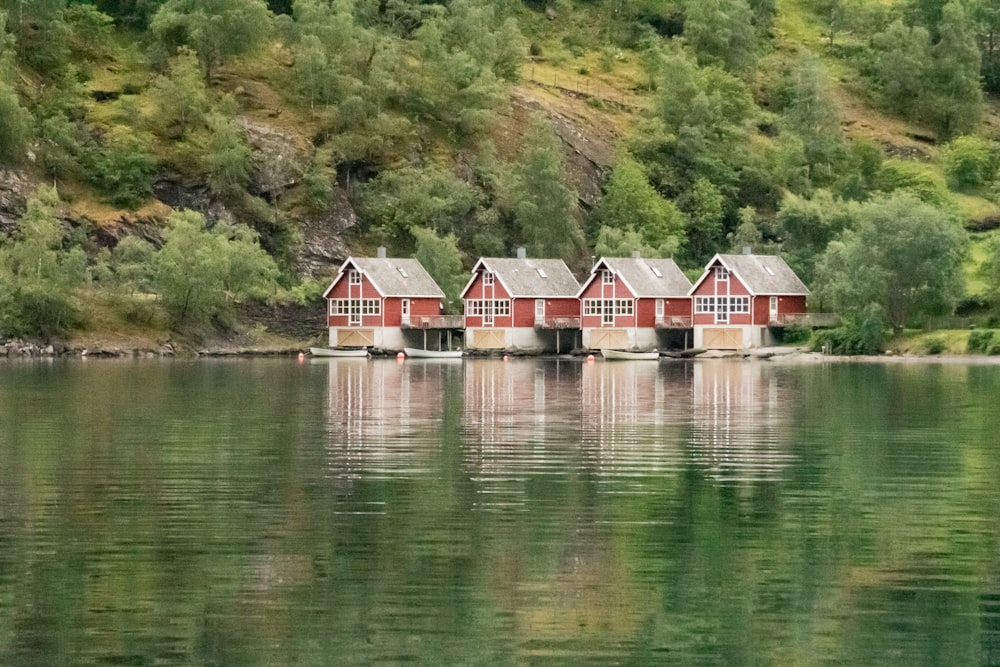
[461,360,584,500]
[690,360,796,482]
[322,358,458,482]
[579,360,692,474]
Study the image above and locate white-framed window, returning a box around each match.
[716,267,729,282]
[330,299,380,316]
[466,299,510,317]
[695,296,748,314]
[482,271,494,286]
[583,299,633,317]
[602,270,614,285]
[348,270,361,285]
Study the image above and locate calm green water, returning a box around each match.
[2,357,1000,665]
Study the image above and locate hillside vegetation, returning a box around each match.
[3,0,1000,352]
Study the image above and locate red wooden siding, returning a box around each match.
[463,273,514,328]
[691,264,753,326]
[693,261,808,326]
[512,299,534,327]
[579,275,637,328]
[544,298,580,318]
[326,270,442,327]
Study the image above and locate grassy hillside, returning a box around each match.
[4,0,1000,347]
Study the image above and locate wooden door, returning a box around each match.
[590,328,628,350]
[702,327,741,350]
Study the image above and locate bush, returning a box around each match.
[91,127,158,208]
[924,336,946,355]
[113,295,161,327]
[940,136,999,191]
[967,329,996,354]
[779,324,811,345]
[811,306,887,355]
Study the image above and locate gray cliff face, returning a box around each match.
[0,98,606,281]
[0,168,33,237]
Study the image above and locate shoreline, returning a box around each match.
[6,338,1000,364]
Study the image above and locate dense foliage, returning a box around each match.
[3,0,1000,343]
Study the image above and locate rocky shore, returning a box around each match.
[5,338,999,363]
[0,338,177,358]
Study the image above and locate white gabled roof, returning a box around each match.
[323,256,445,299]
[579,257,691,298]
[689,253,809,296]
[461,257,580,298]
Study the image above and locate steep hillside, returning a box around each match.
[4,0,1000,349]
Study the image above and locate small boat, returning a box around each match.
[310,347,369,358]
[600,349,660,361]
[403,347,464,359]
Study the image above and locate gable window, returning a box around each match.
[466,299,510,317]
[483,271,494,286]
[330,299,380,316]
[348,270,361,285]
[602,270,614,285]
[695,296,748,314]
[716,267,729,282]
[583,299,633,317]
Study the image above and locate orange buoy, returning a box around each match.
[298,352,305,361]
[586,354,595,363]
[397,351,405,360]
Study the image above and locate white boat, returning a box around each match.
[601,349,660,361]
[310,347,369,358]
[403,347,463,359]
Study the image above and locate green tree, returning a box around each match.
[405,16,505,137]
[976,233,1000,307]
[0,187,86,337]
[109,235,156,295]
[91,126,158,209]
[149,48,207,138]
[813,191,968,334]
[359,165,480,247]
[728,205,764,252]
[0,77,32,164]
[594,154,686,257]
[153,210,279,330]
[0,11,31,164]
[150,0,273,80]
[971,0,1000,93]
[443,0,525,82]
[868,20,932,120]
[780,55,843,183]
[833,139,884,201]
[94,0,166,28]
[939,135,1000,190]
[593,225,657,259]
[200,112,253,199]
[683,0,757,75]
[502,115,584,262]
[926,0,983,138]
[412,227,466,313]
[289,34,333,111]
[775,189,854,283]
[637,46,759,201]
[8,0,71,74]
[677,177,726,265]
